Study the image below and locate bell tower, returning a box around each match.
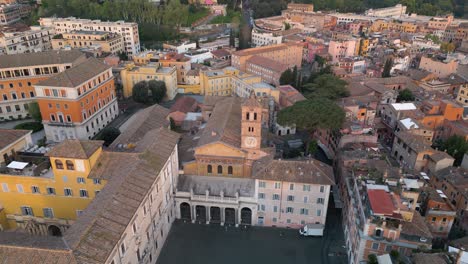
[241,96,262,150]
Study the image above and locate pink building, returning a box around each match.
[328,39,358,63]
[245,55,288,86]
[303,42,327,63]
[253,159,335,228]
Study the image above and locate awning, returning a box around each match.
[7,161,28,170]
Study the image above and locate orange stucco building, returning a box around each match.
[34,57,119,142]
[0,50,87,121]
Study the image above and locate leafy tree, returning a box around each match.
[98,127,121,146]
[229,28,235,47]
[27,102,42,122]
[368,254,378,264]
[148,80,167,103]
[117,51,128,61]
[284,22,291,30]
[292,66,299,88]
[441,42,456,53]
[280,68,295,86]
[382,58,393,78]
[302,74,349,100]
[277,98,345,132]
[440,135,468,166]
[308,140,318,155]
[397,89,415,102]
[132,81,150,103]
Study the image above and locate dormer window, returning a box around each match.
[55,160,64,170]
[66,160,74,170]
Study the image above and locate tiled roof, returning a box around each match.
[211,49,231,58]
[0,50,85,69]
[367,189,394,216]
[110,104,170,148]
[252,159,335,185]
[394,131,431,153]
[0,129,31,150]
[169,96,198,114]
[46,140,103,159]
[401,211,433,239]
[232,43,300,57]
[0,232,74,264]
[197,97,243,148]
[65,128,180,263]
[37,57,111,88]
[246,55,288,73]
[412,253,450,264]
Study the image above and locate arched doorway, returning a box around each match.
[225,208,235,225]
[241,208,252,225]
[180,203,191,220]
[196,205,206,223]
[48,225,62,237]
[210,207,221,224]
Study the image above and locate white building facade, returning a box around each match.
[0,26,55,55]
[39,17,140,58]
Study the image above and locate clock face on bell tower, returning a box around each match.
[244,137,257,148]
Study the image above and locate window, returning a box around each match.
[286,207,294,213]
[66,160,74,170]
[217,165,223,174]
[320,186,325,193]
[21,206,33,216]
[372,242,379,250]
[93,179,101,185]
[272,194,280,200]
[259,181,266,188]
[79,189,88,198]
[432,217,436,222]
[228,166,233,175]
[1,183,8,192]
[46,187,56,195]
[303,196,309,203]
[258,204,265,211]
[120,242,126,255]
[76,210,83,217]
[442,218,447,222]
[317,209,322,216]
[31,186,40,194]
[64,188,73,196]
[55,160,64,169]
[303,184,311,191]
[273,217,277,222]
[317,198,324,204]
[43,208,54,218]
[300,208,309,215]
[132,222,137,233]
[77,177,85,184]
[385,245,392,252]
[287,195,295,201]
[274,182,281,189]
[273,206,278,212]
[258,193,265,199]
[289,183,294,190]
[207,165,212,174]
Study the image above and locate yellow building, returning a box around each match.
[51,31,124,54]
[359,38,370,56]
[456,83,468,106]
[371,19,418,33]
[0,140,106,235]
[0,129,32,165]
[120,63,178,100]
[199,67,240,96]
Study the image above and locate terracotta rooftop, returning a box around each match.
[412,253,450,264]
[367,189,394,216]
[211,49,231,58]
[232,42,300,57]
[37,57,111,88]
[110,104,170,148]
[246,55,289,73]
[170,96,198,114]
[0,129,31,150]
[401,211,433,239]
[0,50,85,69]
[252,159,335,185]
[46,139,103,159]
[394,130,432,153]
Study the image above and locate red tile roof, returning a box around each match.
[170,96,198,114]
[367,189,395,216]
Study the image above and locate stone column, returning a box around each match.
[191,205,196,224]
[220,207,225,226]
[206,206,210,225]
[235,209,239,228]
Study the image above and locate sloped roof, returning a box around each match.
[110,104,170,148]
[0,129,31,150]
[0,232,74,264]
[401,211,433,239]
[36,57,111,88]
[246,55,288,73]
[252,159,335,185]
[394,131,431,153]
[197,97,243,148]
[65,128,180,263]
[367,189,394,216]
[0,50,85,69]
[46,140,103,159]
[169,96,198,114]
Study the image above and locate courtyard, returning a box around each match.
[157,207,347,264]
